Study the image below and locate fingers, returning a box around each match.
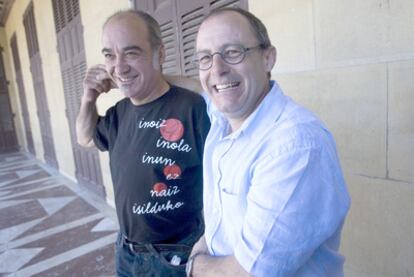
[93,64,118,89]
[83,65,114,101]
[84,65,110,90]
[109,77,118,89]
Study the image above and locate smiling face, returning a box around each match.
[102,14,165,105]
[197,11,276,130]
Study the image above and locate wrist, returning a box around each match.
[81,94,98,105]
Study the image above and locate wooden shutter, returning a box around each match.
[176,0,205,78]
[10,34,35,155]
[139,0,182,75]
[134,0,248,77]
[0,47,19,153]
[179,0,248,77]
[209,0,247,10]
[23,1,59,169]
[52,0,105,197]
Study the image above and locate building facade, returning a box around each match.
[0,0,413,276]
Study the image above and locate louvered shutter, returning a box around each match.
[139,0,182,75]
[134,0,248,77]
[23,2,59,169]
[209,0,247,10]
[179,0,248,77]
[52,0,105,196]
[10,34,35,154]
[0,48,19,153]
[176,0,206,78]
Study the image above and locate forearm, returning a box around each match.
[76,96,98,147]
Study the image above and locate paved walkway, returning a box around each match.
[0,152,118,276]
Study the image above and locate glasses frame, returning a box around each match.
[192,44,265,71]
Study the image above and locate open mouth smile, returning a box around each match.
[214,82,240,93]
[117,76,137,83]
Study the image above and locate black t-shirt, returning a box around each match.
[94,86,210,243]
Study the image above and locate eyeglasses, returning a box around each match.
[192,44,264,70]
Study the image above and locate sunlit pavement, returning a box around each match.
[0,152,118,276]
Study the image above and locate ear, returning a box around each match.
[152,44,165,71]
[263,46,277,72]
[158,43,166,65]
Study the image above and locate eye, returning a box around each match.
[125,51,140,58]
[196,53,212,64]
[103,53,114,59]
[223,47,243,59]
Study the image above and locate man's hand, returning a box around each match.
[188,236,251,277]
[76,64,116,148]
[82,64,117,103]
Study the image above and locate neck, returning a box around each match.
[130,77,170,106]
[228,119,244,134]
[227,82,271,133]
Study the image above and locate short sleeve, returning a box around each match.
[94,106,118,152]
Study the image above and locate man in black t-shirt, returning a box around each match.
[76,10,209,276]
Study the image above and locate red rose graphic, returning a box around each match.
[153,182,167,193]
[160,118,184,142]
[163,165,182,180]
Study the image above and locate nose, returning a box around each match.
[113,56,130,75]
[209,53,230,76]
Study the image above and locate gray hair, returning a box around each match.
[103,9,162,51]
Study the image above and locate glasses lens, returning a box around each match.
[193,45,256,70]
[222,46,245,64]
[193,52,212,70]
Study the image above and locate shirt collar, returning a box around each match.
[209,81,288,140]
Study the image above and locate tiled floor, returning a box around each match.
[0,152,119,276]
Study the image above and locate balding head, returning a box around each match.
[104,10,162,51]
[201,8,272,50]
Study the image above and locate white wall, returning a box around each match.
[251,0,414,276]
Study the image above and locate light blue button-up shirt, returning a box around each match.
[203,81,351,276]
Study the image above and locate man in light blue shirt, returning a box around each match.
[185,7,351,277]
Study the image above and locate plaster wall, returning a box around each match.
[251,0,414,275]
